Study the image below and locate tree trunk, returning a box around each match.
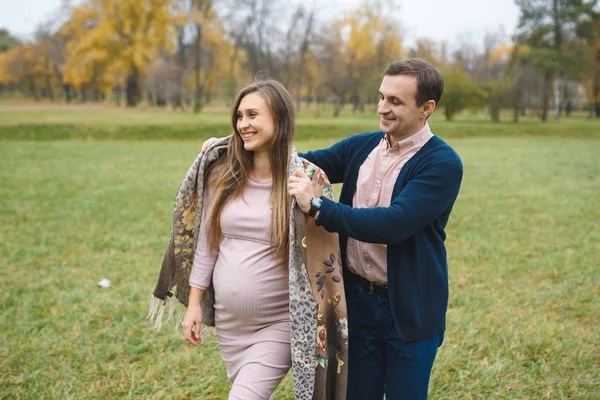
[46,76,54,101]
[553,75,560,119]
[295,10,315,111]
[511,86,521,123]
[541,72,552,121]
[157,91,167,107]
[63,84,71,103]
[114,86,121,106]
[333,97,344,117]
[351,93,360,114]
[445,108,453,121]
[126,66,140,107]
[230,36,240,77]
[194,23,203,114]
[27,78,39,101]
[489,103,500,122]
[147,90,154,106]
[174,26,186,111]
[595,49,600,117]
[594,81,600,117]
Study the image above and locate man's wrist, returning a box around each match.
[307,197,323,218]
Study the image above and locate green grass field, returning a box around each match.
[1,104,599,399]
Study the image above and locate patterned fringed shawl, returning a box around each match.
[148,137,348,400]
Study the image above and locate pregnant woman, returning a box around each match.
[150,78,348,400]
[183,79,295,399]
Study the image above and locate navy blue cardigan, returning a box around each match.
[300,131,463,342]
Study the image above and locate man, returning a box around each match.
[287,58,463,400]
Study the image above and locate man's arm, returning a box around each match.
[299,139,348,184]
[316,162,463,245]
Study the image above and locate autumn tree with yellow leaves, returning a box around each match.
[62,0,174,107]
[316,0,404,117]
[1,43,56,100]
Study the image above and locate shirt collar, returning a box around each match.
[384,122,433,152]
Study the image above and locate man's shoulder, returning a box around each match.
[340,130,383,147]
[421,136,463,170]
[352,130,384,140]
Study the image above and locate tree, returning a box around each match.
[182,9,249,106]
[439,64,482,121]
[224,0,285,77]
[0,30,22,96]
[515,0,594,121]
[316,0,404,117]
[190,0,213,113]
[409,39,443,66]
[505,52,541,122]
[575,1,600,116]
[1,43,53,100]
[0,29,20,53]
[62,0,173,107]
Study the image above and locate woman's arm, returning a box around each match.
[189,173,219,290]
[183,287,204,346]
[184,170,219,346]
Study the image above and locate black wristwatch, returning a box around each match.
[308,197,323,218]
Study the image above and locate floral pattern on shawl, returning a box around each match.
[296,162,349,399]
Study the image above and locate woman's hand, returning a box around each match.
[182,304,204,346]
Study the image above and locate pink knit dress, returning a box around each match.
[189,175,292,400]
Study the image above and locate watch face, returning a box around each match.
[309,197,322,217]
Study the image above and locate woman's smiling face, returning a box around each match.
[236,92,276,155]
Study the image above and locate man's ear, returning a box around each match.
[422,100,437,119]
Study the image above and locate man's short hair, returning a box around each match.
[384,58,444,106]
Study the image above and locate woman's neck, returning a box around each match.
[251,151,272,180]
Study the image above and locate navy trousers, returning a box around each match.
[346,283,443,400]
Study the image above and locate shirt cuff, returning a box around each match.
[314,196,329,226]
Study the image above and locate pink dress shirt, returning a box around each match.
[345,123,434,284]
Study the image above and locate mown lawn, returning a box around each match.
[0,111,599,398]
[1,103,599,141]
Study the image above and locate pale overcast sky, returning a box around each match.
[0,0,520,48]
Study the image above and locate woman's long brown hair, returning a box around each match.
[206,79,295,262]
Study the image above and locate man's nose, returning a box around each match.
[378,100,389,115]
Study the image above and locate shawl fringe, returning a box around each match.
[147,294,186,332]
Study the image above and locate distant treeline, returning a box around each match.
[1,0,599,121]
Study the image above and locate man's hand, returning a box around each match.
[288,167,324,214]
[201,137,218,153]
